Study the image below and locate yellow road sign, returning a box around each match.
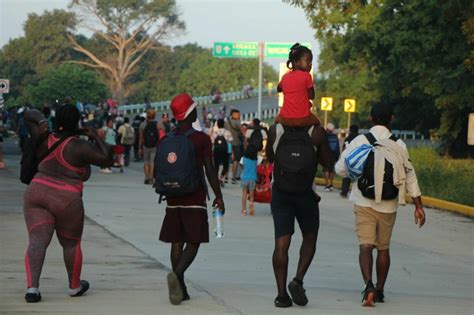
[344,99,356,113]
[321,97,333,111]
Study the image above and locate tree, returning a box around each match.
[32,64,108,105]
[285,0,474,156]
[0,9,77,107]
[68,0,185,104]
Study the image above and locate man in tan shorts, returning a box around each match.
[336,101,426,307]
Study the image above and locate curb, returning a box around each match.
[315,178,474,218]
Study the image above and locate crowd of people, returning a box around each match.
[14,42,426,310]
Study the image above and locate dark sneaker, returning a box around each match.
[274,295,293,308]
[288,279,308,306]
[231,178,237,184]
[361,281,376,307]
[70,280,90,297]
[167,272,183,305]
[375,289,385,303]
[25,292,41,303]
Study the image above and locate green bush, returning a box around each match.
[409,147,474,207]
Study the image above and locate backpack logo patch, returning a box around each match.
[167,152,177,164]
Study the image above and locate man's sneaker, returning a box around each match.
[25,292,41,303]
[167,272,183,305]
[288,279,308,306]
[231,178,237,184]
[328,185,334,191]
[70,280,90,297]
[375,289,385,303]
[324,186,331,192]
[274,295,293,308]
[361,281,376,307]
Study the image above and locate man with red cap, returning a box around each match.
[157,93,225,305]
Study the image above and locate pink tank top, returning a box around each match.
[32,134,91,193]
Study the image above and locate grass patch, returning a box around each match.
[315,146,473,207]
[409,147,474,207]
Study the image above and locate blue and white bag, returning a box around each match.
[344,143,373,180]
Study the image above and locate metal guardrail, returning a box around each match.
[118,89,263,115]
[357,128,425,140]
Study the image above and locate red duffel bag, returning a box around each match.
[254,161,273,204]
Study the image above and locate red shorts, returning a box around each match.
[159,207,209,244]
[113,145,125,154]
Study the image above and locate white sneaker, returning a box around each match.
[324,186,331,192]
[102,168,112,174]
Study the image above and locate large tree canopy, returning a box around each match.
[286,0,474,156]
[68,0,185,103]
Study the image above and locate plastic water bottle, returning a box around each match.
[212,208,224,238]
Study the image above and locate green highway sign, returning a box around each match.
[213,42,259,58]
[264,42,312,58]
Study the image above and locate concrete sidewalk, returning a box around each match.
[0,159,232,315]
[1,154,473,314]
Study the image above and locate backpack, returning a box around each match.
[154,128,202,200]
[244,129,263,159]
[213,134,228,154]
[122,125,135,145]
[143,121,158,148]
[328,133,339,153]
[273,125,317,193]
[20,134,68,185]
[357,133,399,200]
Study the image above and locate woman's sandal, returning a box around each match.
[241,210,247,216]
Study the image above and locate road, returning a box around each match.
[0,150,473,314]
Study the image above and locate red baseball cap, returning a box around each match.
[170,93,197,121]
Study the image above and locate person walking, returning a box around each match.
[340,125,359,198]
[240,154,258,216]
[99,117,117,173]
[21,105,113,303]
[138,110,159,184]
[224,109,243,184]
[132,115,143,162]
[155,93,224,305]
[335,101,426,307]
[118,117,135,167]
[266,120,332,308]
[211,118,233,186]
[324,123,340,191]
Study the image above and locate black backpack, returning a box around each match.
[273,125,317,193]
[357,133,399,200]
[154,128,202,200]
[244,129,263,159]
[20,134,68,185]
[143,121,158,148]
[213,134,228,154]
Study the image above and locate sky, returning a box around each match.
[0,0,320,69]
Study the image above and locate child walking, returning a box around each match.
[276,43,320,127]
[240,156,258,216]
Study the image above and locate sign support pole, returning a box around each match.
[324,111,328,129]
[347,112,351,129]
[257,42,264,120]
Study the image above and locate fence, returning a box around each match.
[117,89,263,115]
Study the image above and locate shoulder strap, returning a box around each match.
[389,134,398,142]
[183,128,196,137]
[39,135,70,162]
[364,132,377,145]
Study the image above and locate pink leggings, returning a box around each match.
[23,182,84,289]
